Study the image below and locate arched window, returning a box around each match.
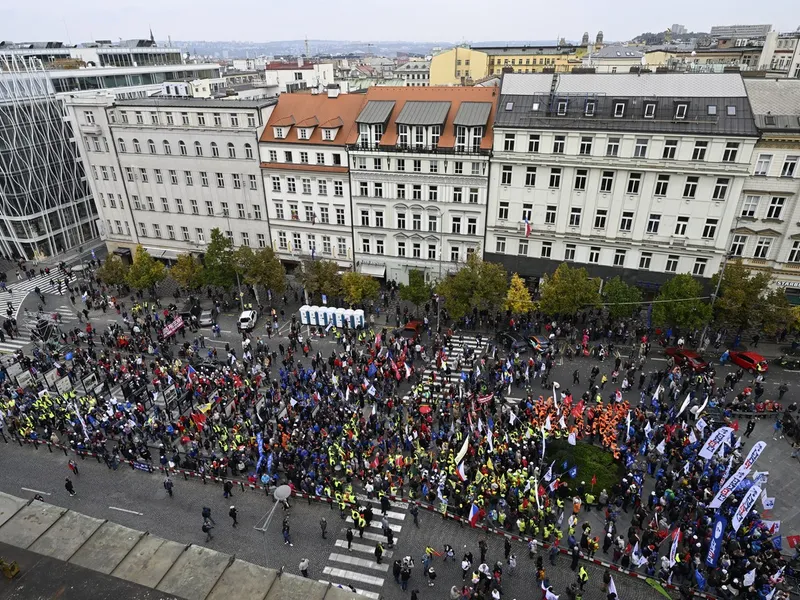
[211,142,219,157]
[118,138,126,153]
[194,141,203,157]
[163,140,172,155]
[227,143,236,159]
[244,143,253,159]
[148,139,156,154]
[179,141,187,156]
[133,138,141,153]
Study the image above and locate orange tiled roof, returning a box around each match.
[261,94,366,146]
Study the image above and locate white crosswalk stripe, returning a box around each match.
[0,304,81,354]
[319,580,380,600]
[1,272,76,317]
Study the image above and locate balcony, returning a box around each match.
[80,122,102,135]
[348,142,490,157]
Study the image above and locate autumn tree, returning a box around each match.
[300,259,342,303]
[505,273,535,314]
[169,253,204,290]
[435,253,508,320]
[712,260,790,332]
[96,254,129,289]
[125,245,166,295]
[202,228,236,290]
[399,269,433,311]
[342,272,380,307]
[538,263,601,317]
[237,247,286,306]
[651,273,711,330]
[603,276,643,320]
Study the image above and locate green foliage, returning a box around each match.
[538,263,601,317]
[505,273,535,314]
[169,254,204,290]
[603,276,643,320]
[435,253,508,320]
[300,259,342,302]
[125,245,166,292]
[548,439,624,495]
[712,260,790,332]
[342,272,380,307]
[239,247,286,295]
[651,273,711,330]
[96,254,129,287]
[399,270,432,309]
[202,228,236,290]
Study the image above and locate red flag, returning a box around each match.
[731,420,739,432]
[786,535,800,549]
[591,474,597,486]
[370,455,380,470]
[571,399,585,419]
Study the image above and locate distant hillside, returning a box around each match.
[632,31,706,44]
[167,39,452,58]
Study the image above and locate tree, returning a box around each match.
[712,260,785,331]
[96,254,129,288]
[538,263,601,317]
[603,276,643,320]
[300,259,342,303]
[399,269,432,310]
[203,228,236,290]
[651,273,711,330]
[342,272,380,307]
[238,247,286,306]
[435,253,508,320]
[125,245,166,294]
[169,253,204,290]
[505,273,535,314]
[762,288,794,335]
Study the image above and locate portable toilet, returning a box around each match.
[335,307,347,327]
[299,305,311,325]
[316,308,330,327]
[354,309,366,328]
[309,306,320,326]
[344,309,356,328]
[325,307,338,327]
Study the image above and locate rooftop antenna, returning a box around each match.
[63,20,72,44]
[305,36,310,57]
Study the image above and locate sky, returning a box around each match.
[2,0,799,44]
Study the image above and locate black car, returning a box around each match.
[496,331,528,353]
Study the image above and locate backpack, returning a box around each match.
[202,507,211,518]
[202,523,210,533]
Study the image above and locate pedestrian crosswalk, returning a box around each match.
[0,304,79,354]
[1,271,75,319]
[319,495,408,599]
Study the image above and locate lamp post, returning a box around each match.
[216,211,244,310]
[254,484,292,569]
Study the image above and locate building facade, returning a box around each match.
[263,61,335,93]
[481,43,592,76]
[485,72,759,287]
[349,86,497,284]
[734,79,800,300]
[259,90,363,270]
[429,47,489,86]
[63,94,275,259]
[394,61,431,87]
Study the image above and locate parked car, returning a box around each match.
[198,310,215,327]
[237,310,258,332]
[664,347,709,372]
[528,335,550,352]
[729,350,769,374]
[403,320,424,334]
[496,331,528,354]
[774,355,800,371]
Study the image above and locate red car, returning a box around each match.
[729,351,769,374]
[664,348,709,372]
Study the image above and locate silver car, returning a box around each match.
[199,310,215,327]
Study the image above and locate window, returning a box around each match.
[788,241,800,263]
[336,207,346,225]
[428,186,438,201]
[683,176,698,199]
[284,151,293,163]
[125,167,134,182]
[268,150,277,162]
[702,218,718,239]
[498,201,509,220]
[594,209,607,229]
[299,151,309,164]
[316,180,327,196]
[639,252,652,270]
[513,239,527,256]
[467,217,477,235]
[375,239,384,255]
[237,203,246,219]
[138,222,147,237]
[663,140,678,159]
[647,214,661,234]
[644,102,656,119]
[549,168,562,188]
[189,198,198,215]
[287,177,296,193]
[153,224,162,238]
[396,159,405,172]
[599,171,614,193]
[412,243,421,259]
[213,113,222,126]
[521,203,533,222]
[528,134,540,153]
[654,174,670,196]
[556,100,568,115]
[767,196,785,219]
[140,168,148,183]
[101,166,109,180]
[675,103,688,120]
[588,247,600,263]
[674,216,689,236]
[574,169,587,190]
[496,237,506,253]
[782,156,798,178]
[469,188,479,203]
[322,236,332,255]
[397,241,406,257]
[731,235,747,257]
[563,244,576,261]
[205,200,213,215]
[167,225,175,239]
[627,173,642,194]
[334,181,343,197]
[584,101,596,117]
[692,141,708,161]
[154,169,163,184]
[501,165,514,185]
[374,211,383,228]
[428,215,438,232]
[741,195,760,218]
[544,205,557,225]
[315,152,324,165]
[450,246,460,262]
[200,172,208,187]
[169,170,178,185]
[755,154,772,175]
[221,202,230,217]
[602,138,620,158]
[413,160,422,173]
[278,232,288,250]
[135,111,144,124]
[249,174,257,190]
[453,187,462,203]
[211,142,219,157]
[319,207,329,223]
[753,236,771,259]
[117,138,127,153]
[271,176,281,192]
[227,143,236,159]
[712,178,729,200]
[523,167,537,187]
[504,133,516,151]
[454,161,463,175]
[412,185,422,200]
[693,258,708,276]
[175,198,184,214]
[362,238,371,254]
[620,211,633,232]
[133,138,141,153]
[613,249,626,267]
[132,195,141,210]
[397,184,406,200]
[471,162,481,176]
[193,141,203,157]
[360,210,370,227]
[579,136,593,155]
[634,138,648,158]
[541,241,552,258]
[301,178,311,194]
[613,102,626,118]
[569,207,582,227]
[663,255,678,273]
[216,173,225,188]
[723,142,739,162]
[553,135,565,154]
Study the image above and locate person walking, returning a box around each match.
[202,506,216,524]
[229,505,238,527]
[410,503,420,527]
[299,558,309,578]
[319,517,328,539]
[578,565,589,590]
[744,418,756,439]
[375,542,384,564]
[202,519,214,542]
[549,541,560,566]
[282,516,293,546]
[570,544,580,571]
[223,480,234,498]
[427,566,437,587]
[393,559,402,584]
[163,476,173,497]
[68,459,79,476]
[64,477,76,496]
[346,527,354,551]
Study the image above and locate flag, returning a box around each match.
[626,410,631,443]
[187,364,198,379]
[761,490,775,511]
[762,520,781,535]
[669,528,681,566]
[608,574,618,599]
[688,429,697,444]
[455,435,470,464]
[544,461,555,482]
[456,462,467,482]
[568,466,578,479]
[571,399,585,419]
[677,394,691,418]
[742,569,756,586]
[694,570,706,591]
[568,431,577,446]
[558,415,567,429]
[562,461,568,470]
[544,416,552,431]
[788,535,800,549]
[509,411,517,426]
[524,219,532,238]
[732,485,762,533]
[468,504,480,527]
[591,474,597,486]
[487,426,494,453]
[696,417,708,431]
[773,536,782,550]
[404,363,411,378]
[656,439,666,454]
[552,383,559,410]
[541,426,546,458]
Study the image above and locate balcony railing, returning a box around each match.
[348,142,490,156]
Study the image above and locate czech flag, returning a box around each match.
[468,503,480,527]
[187,364,198,380]
[456,462,467,482]
[524,219,532,238]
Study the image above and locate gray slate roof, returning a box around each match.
[395,101,451,125]
[589,45,644,59]
[115,97,276,109]
[356,100,395,124]
[744,79,800,132]
[453,102,493,127]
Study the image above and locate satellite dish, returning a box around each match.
[183,53,189,59]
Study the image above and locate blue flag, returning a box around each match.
[562,461,568,471]
[695,570,707,591]
[568,466,578,479]
[773,536,782,550]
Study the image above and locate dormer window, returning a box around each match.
[298,128,311,140]
[322,128,337,141]
[644,103,656,118]
[431,125,441,148]
[675,103,688,120]
[274,127,285,139]
[584,101,596,117]
[557,100,568,116]
[374,124,384,143]
[532,102,540,111]
[398,124,409,147]
[614,102,626,118]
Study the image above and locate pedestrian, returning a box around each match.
[68,459,79,475]
[504,537,512,560]
[299,558,309,578]
[65,477,76,496]
[223,480,234,498]
[508,553,517,575]
[773,419,784,440]
[571,544,580,571]
[529,538,539,559]
[410,589,420,600]
[202,520,214,542]
[375,542,384,564]
[319,517,328,539]
[427,566,437,587]
[401,566,412,591]
[479,539,488,564]
[346,527,354,551]
[163,476,173,497]
[744,418,756,438]
[393,559,402,584]
[410,503,420,527]
[578,565,589,590]
[282,517,293,546]
[549,541,560,566]
[202,506,216,524]
[229,505,238,527]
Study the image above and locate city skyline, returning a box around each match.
[3,0,799,45]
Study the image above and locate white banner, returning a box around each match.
[710,441,767,509]
[699,426,733,460]
[668,528,682,566]
[732,485,761,533]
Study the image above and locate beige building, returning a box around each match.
[429,47,489,86]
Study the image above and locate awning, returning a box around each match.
[143,246,180,261]
[359,263,386,278]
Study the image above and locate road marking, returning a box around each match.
[319,580,380,599]
[329,552,388,572]
[334,539,393,558]
[109,506,144,516]
[321,566,384,587]
[21,487,51,496]
[341,529,400,544]
[345,517,402,532]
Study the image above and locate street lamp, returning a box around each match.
[254,484,292,569]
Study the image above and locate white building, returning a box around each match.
[259,89,364,270]
[62,94,276,260]
[582,45,645,73]
[734,79,800,300]
[485,72,759,287]
[394,61,431,87]
[263,60,335,93]
[349,86,497,284]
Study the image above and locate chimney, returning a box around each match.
[327,85,340,98]
[297,56,304,68]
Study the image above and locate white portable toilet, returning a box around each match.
[344,309,356,328]
[325,307,338,327]
[354,309,366,328]
[335,307,347,327]
[299,305,311,325]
